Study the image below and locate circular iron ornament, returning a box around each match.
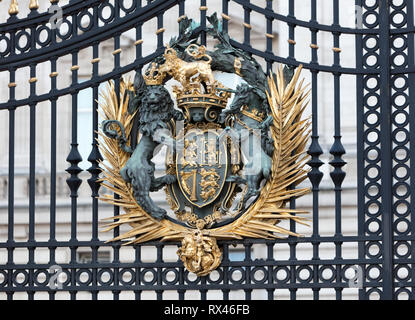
[119,268,135,285]
[364,182,381,200]
[57,19,73,40]
[390,10,407,28]
[207,269,223,284]
[366,264,382,282]
[76,269,93,286]
[78,10,94,32]
[184,270,201,285]
[99,3,115,24]
[318,265,336,283]
[0,35,11,56]
[362,11,379,29]
[395,288,411,300]
[365,164,381,181]
[0,270,7,287]
[391,36,407,51]
[392,164,410,181]
[363,35,379,51]
[392,146,409,162]
[393,200,410,217]
[392,110,409,127]
[365,241,382,259]
[98,21,311,278]
[366,287,382,300]
[141,268,157,285]
[364,111,380,127]
[15,30,31,53]
[33,269,49,286]
[229,267,246,284]
[365,200,381,217]
[36,25,52,47]
[392,92,409,108]
[363,0,379,11]
[365,218,381,235]
[363,76,380,91]
[250,266,267,284]
[391,75,408,91]
[392,182,410,199]
[97,268,114,286]
[296,266,313,283]
[363,93,380,109]
[394,265,411,282]
[393,218,410,235]
[12,270,29,286]
[273,266,290,284]
[120,0,137,14]
[162,268,179,285]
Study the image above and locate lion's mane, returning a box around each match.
[138,85,176,136]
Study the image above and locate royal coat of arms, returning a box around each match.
[99,14,311,276]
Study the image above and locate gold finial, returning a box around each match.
[29,0,39,10]
[8,0,18,15]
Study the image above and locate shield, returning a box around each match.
[176,128,228,208]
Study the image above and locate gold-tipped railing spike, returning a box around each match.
[8,0,18,15]
[29,0,39,10]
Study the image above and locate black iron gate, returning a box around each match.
[0,0,413,300]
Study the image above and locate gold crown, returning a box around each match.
[240,105,265,122]
[176,90,230,110]
[143,62,166,85]
[174,82,232,110]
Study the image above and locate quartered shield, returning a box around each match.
[176,128,228,208]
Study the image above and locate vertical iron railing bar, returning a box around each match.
[112,27,122,300]
[406,0,415,301]
[264,0,273,73]
[88,39,101,301]
[176,4,186,301]
[330,0,346,301]
[200,0,207,46]
[243,1,251,49]
[134,245,142,300]
[49,56,58,301]
[133,3,143,302]
[379,0,394,300]
[287,0,298,300]
[265,7,275,299]
[6,66,16,301]
[306,0,324,299]
[355,0,366,300]
[287,0,295,61]
[312,0,324,300]
[28,62,37,300]
[156,244,164,300]
[222,0,229,34]
[179,0,185,18]
[244,243,252,300]
[67,49,82,300]
[266,242,274,300]
[221,243,230,300]
[157,13,164,50]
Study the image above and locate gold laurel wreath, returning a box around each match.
[98,65,311,245]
